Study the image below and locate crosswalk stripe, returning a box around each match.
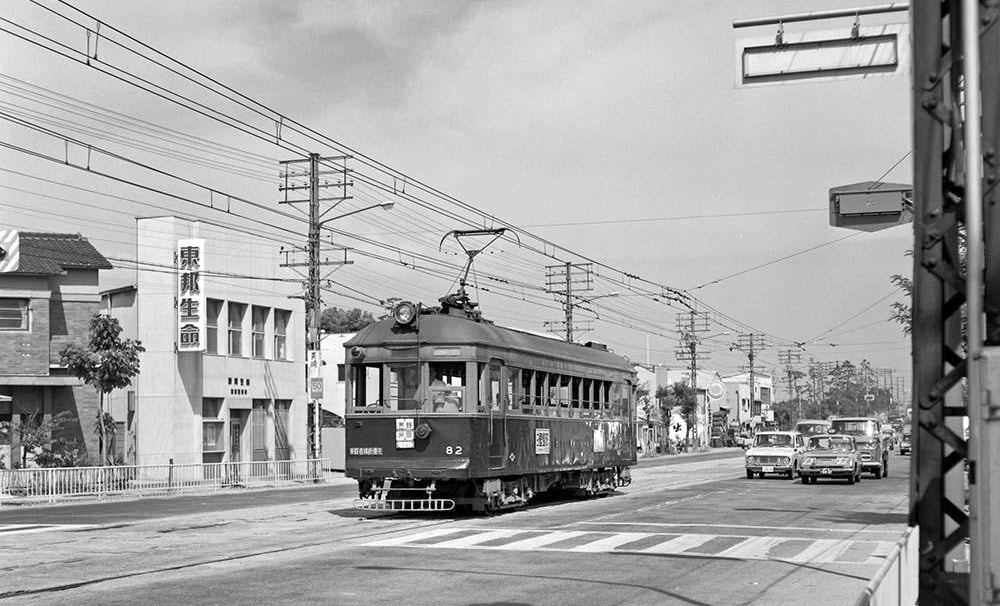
[569,532,650,553]
[642,533,717,554]
[360,527,899,567]
[717,536,787,559]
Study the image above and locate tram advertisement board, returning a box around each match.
[535,428,551,455]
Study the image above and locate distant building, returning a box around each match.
[102,217,306,466]
[721,372,774,432]
[0,230,112,467]
[634,364,727,451]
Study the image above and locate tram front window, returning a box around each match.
[389,363,421,411]
[430,361,465,413]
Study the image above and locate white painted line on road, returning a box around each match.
[715,535,787,559]
[361,527,467,547]
[788,539,844,563]
[501,531,590,550]
[0,524,97,535]
[641,533,717,554]
[576,521,902,535]
[428,529,521,549]
[567,532,649,553]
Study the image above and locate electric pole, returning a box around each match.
[278,153,353,463]
[544,262,593,342]
[778,349,802,422]
[675,311,710,446]
[734,333,766,427]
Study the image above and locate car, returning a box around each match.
[795,419,832,439]
[899,431,912,455]
[799,434,862,484]
[744,431,805,480]
[830,417,889,479]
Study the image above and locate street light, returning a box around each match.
[320,201,395,225]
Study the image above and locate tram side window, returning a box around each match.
[535,371,550,415]
[522,369,536,414]
[429,361,465,413]
[508,367,521,412]
[477,360,503,413]
[570,377,581,415]
[352,364,383,411]
[581,378,593,415]
[598,381,610,418]
[389,363,421,411]
[610,383,623,417]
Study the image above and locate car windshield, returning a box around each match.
[831,420,876,437]
[795,422,830,436]
[753,434,792,447]
[809,436,853,452]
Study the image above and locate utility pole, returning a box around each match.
[278,153,353,463]
[734,334,766,427]
[544,263,593,342]
[675,311,710,446]
[778,349,802,422]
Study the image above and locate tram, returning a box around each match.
[343,292,636,513]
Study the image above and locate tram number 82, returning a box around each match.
[444,445,464,455]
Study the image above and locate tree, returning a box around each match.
[320,307,376,333]
[60,315,145,465]
[4,410,73,468]
[658,382,697,449]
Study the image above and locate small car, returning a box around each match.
[899,431,912,455]
[744,431,805,479]
[795,419,831,438]
[799,434,862,484]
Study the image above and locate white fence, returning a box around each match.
[855,526,919,606]
[0,459,329,505]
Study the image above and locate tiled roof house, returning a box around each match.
[0,230,113,467]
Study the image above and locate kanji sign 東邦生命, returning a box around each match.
[177,239,206,352]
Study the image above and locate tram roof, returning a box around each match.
[345,311,633,372]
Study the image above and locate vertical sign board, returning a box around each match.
[535,428,551,455]
[177,239,206,352]
[396,418,414,449]
[307,350,324,399]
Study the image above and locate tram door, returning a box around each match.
[486,360,506,469]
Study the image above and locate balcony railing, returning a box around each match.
[0,458,328,505]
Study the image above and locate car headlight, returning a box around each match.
[746,456,757,465]
[779,457,789,466]
[803,457,815,466]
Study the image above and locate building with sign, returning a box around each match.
[720,372,775,432]
[633,365,728,452]
[0,230,113,467]
[102,217,306,466]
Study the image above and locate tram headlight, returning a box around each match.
[392,300,418,326]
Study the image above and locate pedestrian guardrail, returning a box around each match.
[855,526,919,606]
[0,458,329,505]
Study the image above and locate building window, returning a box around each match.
[274,309,290,360]
[252,306,268,359]
[251,399,269,462]
[202,398,224,452]
[337,364,346,382]
[274,400,291,461]
[0,298,29,331]
[228,302,246,356]
[205,299,222,354]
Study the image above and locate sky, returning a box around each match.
[0,0,914,401]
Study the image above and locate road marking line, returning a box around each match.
[788,539,844,563]
[427,529,521,549]
[576,521,903,535]
[567,532,649,552]
[641,533,717,554]
[715,535,787,559]
[362,527,467,547]
[503,531,591,550]
[0,524,95,535]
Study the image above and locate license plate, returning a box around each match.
[822,468,831,475]
[762,466,774,473]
